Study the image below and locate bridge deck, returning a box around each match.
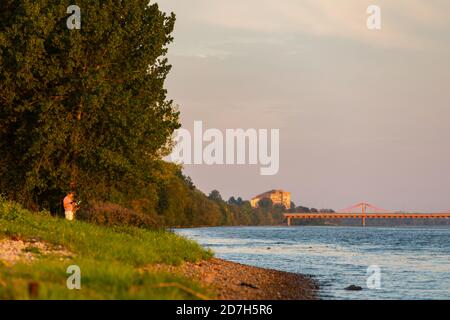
[284,213,450,219]
[284,213,450,226]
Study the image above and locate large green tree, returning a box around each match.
[0,1,179,210]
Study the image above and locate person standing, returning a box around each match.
[63,192,77,221]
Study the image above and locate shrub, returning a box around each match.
[77,202,158,229]
[0,196,26,222]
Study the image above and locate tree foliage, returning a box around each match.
[0,1,301,228]
[0,1,179,210]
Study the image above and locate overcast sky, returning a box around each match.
[158,0,450,212]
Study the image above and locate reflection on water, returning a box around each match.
[175,226,450,300]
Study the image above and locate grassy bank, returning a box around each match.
[0,198,214,299]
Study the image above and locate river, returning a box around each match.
[175,226,450,300]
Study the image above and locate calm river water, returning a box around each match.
[175,226,450,300]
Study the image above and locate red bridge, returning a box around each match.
[284,202,450,226]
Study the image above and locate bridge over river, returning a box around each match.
[284,202,450,226]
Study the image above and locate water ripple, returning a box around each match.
[176,226,450,300]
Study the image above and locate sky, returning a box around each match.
[158,0,450,212]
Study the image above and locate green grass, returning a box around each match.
[0,198,214,299]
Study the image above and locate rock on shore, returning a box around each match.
[0,238,71,265]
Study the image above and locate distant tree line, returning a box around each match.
[289,206,335,214]
[155,169,290,227]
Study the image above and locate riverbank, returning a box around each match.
[0,199,317,300]
[0,199,212,299]
[1,237,318,300]
[147,258,318,300]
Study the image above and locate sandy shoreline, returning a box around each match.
[149,258,319,300]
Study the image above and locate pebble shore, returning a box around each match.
[149,258,319,300]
